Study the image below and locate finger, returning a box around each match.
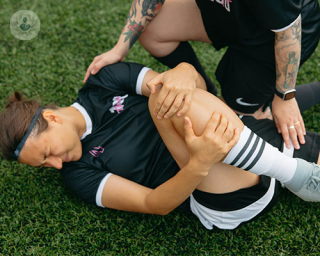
[147,74,163,95]
[221,118,235,143]
[300,117,306,135]
[91,59,108,75]
[227,127,240,148]
[215,114,229,137]
[281,124,291,149]
[294,121,305,145]
[154,89,170,118]
[288,126,299,150]
[184,116,196,142]
[83,61,96,83]
[273,116,281,134]
[203,111,221,136]
[177,93,192,117]
[157,91,177,119]
[164,94,185,119]
[83,69,91,83]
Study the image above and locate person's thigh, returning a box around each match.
[216,48,276,114]
[139,0,211,56]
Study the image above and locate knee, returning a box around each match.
[138,29,159,52]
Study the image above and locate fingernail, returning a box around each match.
[154,112,158,116]
[91,70,95,74]
[157,115,163,120]
[164,115,168,119]
[177,113,181,117]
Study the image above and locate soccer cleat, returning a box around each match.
[285,158,320,202]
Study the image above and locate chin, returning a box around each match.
[73,150,83,161]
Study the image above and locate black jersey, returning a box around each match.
[196,0,320,62]
[60,63,180,205]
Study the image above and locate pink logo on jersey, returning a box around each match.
[109,94,128,114]
[210,0,232,12]
[89,146,105,157]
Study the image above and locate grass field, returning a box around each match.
[1,0,320,255]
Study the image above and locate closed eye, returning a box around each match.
[38,151,47,169]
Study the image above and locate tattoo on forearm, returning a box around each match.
[142,0,164,22]
[275,15,301,91]
[283,51,299,89]
[122,0,164,49]
[291,16,301,46]
[275,31,288,45]
[275,61,281,81]
[123,20,144,48]
[129,0,140,19]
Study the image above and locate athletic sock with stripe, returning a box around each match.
[223,125,297,183]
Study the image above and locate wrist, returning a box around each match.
[114,41,130,55]
[187,158,211,176]
[275,88,296,101]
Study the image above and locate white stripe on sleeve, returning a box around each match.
[136,67,151,95]
[96,173,113,207]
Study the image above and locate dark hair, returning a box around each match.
[0,91,58,161]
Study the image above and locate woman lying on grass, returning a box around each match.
[1,62,320,230]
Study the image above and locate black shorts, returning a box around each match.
[216,47,276,113]
[191,176,280,230]
[241,116,320,163]
[201,1,320,113]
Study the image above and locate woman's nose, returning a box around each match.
[45,156,63,169]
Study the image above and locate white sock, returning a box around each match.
[223,126,297,183]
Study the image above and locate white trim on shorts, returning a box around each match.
[190,178,276,230]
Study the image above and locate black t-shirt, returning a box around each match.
[60,63,180,206]
[196,0,320,61]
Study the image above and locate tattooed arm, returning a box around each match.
[272,15,306,150]
[84,0,165,83]
[274,15,301,94]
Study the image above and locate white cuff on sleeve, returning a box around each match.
[136,67,151,95]
[96,173,113,207]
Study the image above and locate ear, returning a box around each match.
[42,110,62,124]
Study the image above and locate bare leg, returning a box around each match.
[149,86,260,194]
[139,0,211,57]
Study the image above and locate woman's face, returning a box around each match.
[18,116,83,169]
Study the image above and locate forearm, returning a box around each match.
[115,0,165,54]
[144,159,209,215]
[274,15,301,93]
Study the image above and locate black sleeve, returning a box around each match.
[60,162,110,206]
[245,0,302,30]
[86,62,147,95]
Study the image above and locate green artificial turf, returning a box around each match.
[1,0,320,255]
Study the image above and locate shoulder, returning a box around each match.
[60,162,110,205]
[245,0,302,30]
